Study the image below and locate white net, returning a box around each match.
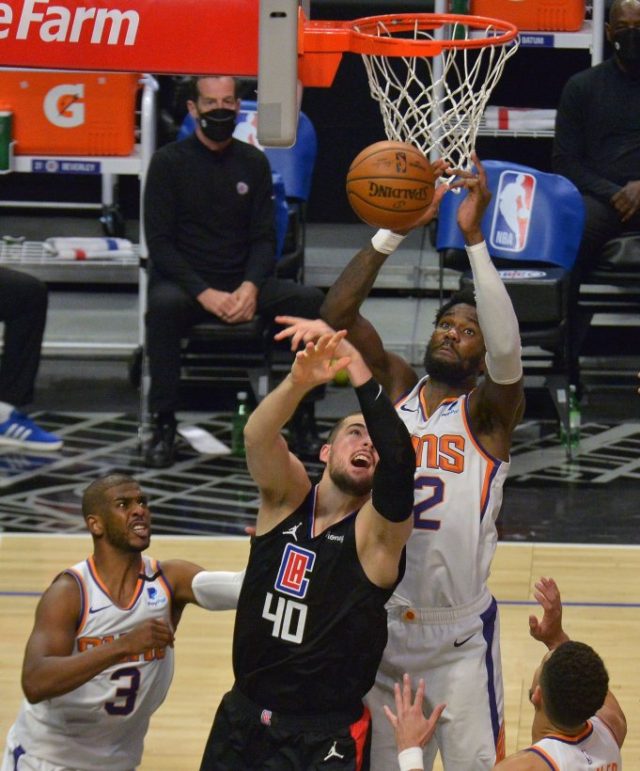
[356,15,519,168]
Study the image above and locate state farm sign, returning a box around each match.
[0,0,258,75]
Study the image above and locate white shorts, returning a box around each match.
[1,728,66,771]
[366,590,504,771]
[1,726,134,771]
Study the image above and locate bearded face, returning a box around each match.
[423,337,484,386]
[423,303,485,386]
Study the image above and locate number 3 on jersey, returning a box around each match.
[413,475,445,530]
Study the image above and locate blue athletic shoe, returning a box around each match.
[0,410,63,451]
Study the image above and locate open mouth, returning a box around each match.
[131,521,149,537]
[351,452,372,469]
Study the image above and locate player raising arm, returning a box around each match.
[199,329,416,770]
[277,153,524,770]
[494,577,626,769]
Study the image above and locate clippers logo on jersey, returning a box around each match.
[275,543,316,599]
[260,709,272,726]
[490,170,536,253]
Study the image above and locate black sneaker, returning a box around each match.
[144,415,177,468]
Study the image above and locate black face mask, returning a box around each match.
[198,108,236,143]
[613,27,640,77]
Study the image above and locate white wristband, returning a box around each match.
[371,229,406,255]
[398,746,424,771]
[464,239,489,257]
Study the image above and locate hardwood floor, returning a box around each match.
[1,536,638,769]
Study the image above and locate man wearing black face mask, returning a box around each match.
[553,0,640,323]
[143,75,326,468]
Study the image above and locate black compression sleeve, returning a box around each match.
[354,378,415,522]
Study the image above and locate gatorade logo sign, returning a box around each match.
[0,0,258,76]
[43,83,84,128]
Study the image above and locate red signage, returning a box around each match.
[0,0,259,75]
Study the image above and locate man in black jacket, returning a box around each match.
[552,0,640,282]
[143,75,324,467]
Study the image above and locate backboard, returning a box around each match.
[257,0,301,147]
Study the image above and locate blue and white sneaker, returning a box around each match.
[0,410,63,451]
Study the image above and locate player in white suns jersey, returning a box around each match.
[495,577,626,770]
[316,154,526,771]
[2,473,244,771]
[383,581,625,771]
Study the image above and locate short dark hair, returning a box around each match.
[540,641,609,729]
[186,75,239,103]
[82,473,138,519]
[434,288,477,326]
[326,412,361,444]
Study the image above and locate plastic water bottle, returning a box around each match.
[231,391,250,457]
[560,385,581,450]
[451,0,470,38]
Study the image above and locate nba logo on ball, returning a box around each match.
[490,170,536,253]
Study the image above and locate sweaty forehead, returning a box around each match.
[340,415,365,433]
[441,303,479,325]
[107,482,143,501]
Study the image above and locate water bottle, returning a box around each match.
[560,385,581,450]
[451,0,470,38]
[231,391,250,457]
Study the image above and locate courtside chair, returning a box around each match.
[578,232,640,388]
[435,160,585,456]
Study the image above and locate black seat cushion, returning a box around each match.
[598,233,640,271]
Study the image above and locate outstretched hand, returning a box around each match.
[383,673,446,753]
[290,331,352,389]
[392,158,452,234]
[528,576,570,651]
[447,151,492,244]
[274,315,335,352]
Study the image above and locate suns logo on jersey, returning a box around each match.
[275,543,316,599]
[78,634,166,662]
[412,433,465,473]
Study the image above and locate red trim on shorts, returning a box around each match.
[349,706,371,771]
[495,722,506,761]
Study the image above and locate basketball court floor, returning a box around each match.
[1,356,639,768]
[1,217,639,766]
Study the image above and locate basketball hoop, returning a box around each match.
[300,12,519,168]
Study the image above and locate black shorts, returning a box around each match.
[199,686,372,770]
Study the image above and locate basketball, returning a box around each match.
[346,141,435,230]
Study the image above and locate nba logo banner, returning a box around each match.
[490,170,537,253]
[275,543,316,599]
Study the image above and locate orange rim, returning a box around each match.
[302,12,518,58]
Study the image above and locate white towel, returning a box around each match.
[483,106,556,131]
[44,237,135,260]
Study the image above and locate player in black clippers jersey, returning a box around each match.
[199,328,426,771]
